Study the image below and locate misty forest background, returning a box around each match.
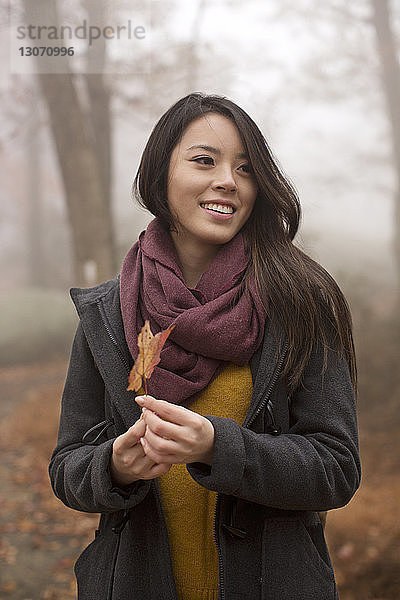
[0,0,399,599]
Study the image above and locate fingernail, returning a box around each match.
[136,396,145,404]
[141,407,146,413]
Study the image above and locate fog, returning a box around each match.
[1,0,397,290]
[0,0,398,291]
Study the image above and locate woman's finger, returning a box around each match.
[136,395,193,426]
[142,409,181,441]
[143,423,180,454]
[148,462,172,478]
[140,436,178,464]
[115,417,146,450]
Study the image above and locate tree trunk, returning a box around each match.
[38,72,115,286]
[26,99,45,287]
[22,0,116,286]
[371,0,400,287]
[84,0,113,205]
[185,0,206,93]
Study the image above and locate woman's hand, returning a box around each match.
[135,395,215,466]
[110,416,172,487]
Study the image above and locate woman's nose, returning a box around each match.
[211,167,237,193]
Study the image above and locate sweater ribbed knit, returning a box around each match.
[158,362,253,600]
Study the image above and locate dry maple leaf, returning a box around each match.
[127,320,175,396]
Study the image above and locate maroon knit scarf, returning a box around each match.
[120,218,266,405]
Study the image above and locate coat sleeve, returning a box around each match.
[48,322,150,513]
[187,342,361,512]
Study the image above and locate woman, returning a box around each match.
[49,92,361,600]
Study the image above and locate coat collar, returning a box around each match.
[70,276,286,431]
[70,276,140,428]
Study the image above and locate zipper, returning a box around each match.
[112,510,131,534]
[96,299,131,373]
[107,533,121,600]
[95,298,130,599]
[243,340,289,430]
[213,494,225,600]
[152,479,180,599]
[213,341,289,599]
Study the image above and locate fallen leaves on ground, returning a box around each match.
[0,361,97,600]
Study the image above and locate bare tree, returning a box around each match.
[26,96,45,286]
[267,0,400,290]
[21,0,116,286]
[184,0,207,93]
[83,0,112,203]
[371,0,400,285]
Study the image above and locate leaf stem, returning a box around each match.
[144,377,148,399]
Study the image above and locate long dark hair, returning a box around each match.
[132,92,357,394]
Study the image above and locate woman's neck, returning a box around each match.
[170,232,221,288]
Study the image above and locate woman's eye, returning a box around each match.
[191,157,252,173]
[192,156,214,166]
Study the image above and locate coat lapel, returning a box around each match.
[246,318,287,428]
[71,280,141,431]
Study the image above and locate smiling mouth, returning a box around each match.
[200,202,235,214]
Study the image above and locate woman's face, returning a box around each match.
[167,113,258,253]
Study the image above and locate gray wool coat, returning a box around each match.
[49,276,361,600]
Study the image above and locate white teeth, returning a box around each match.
[200,203,234,214]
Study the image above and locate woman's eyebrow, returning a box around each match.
[186,144,247,159]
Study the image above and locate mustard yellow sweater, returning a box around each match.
[158,363,253,600]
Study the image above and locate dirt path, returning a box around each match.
[0,362,67,419]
